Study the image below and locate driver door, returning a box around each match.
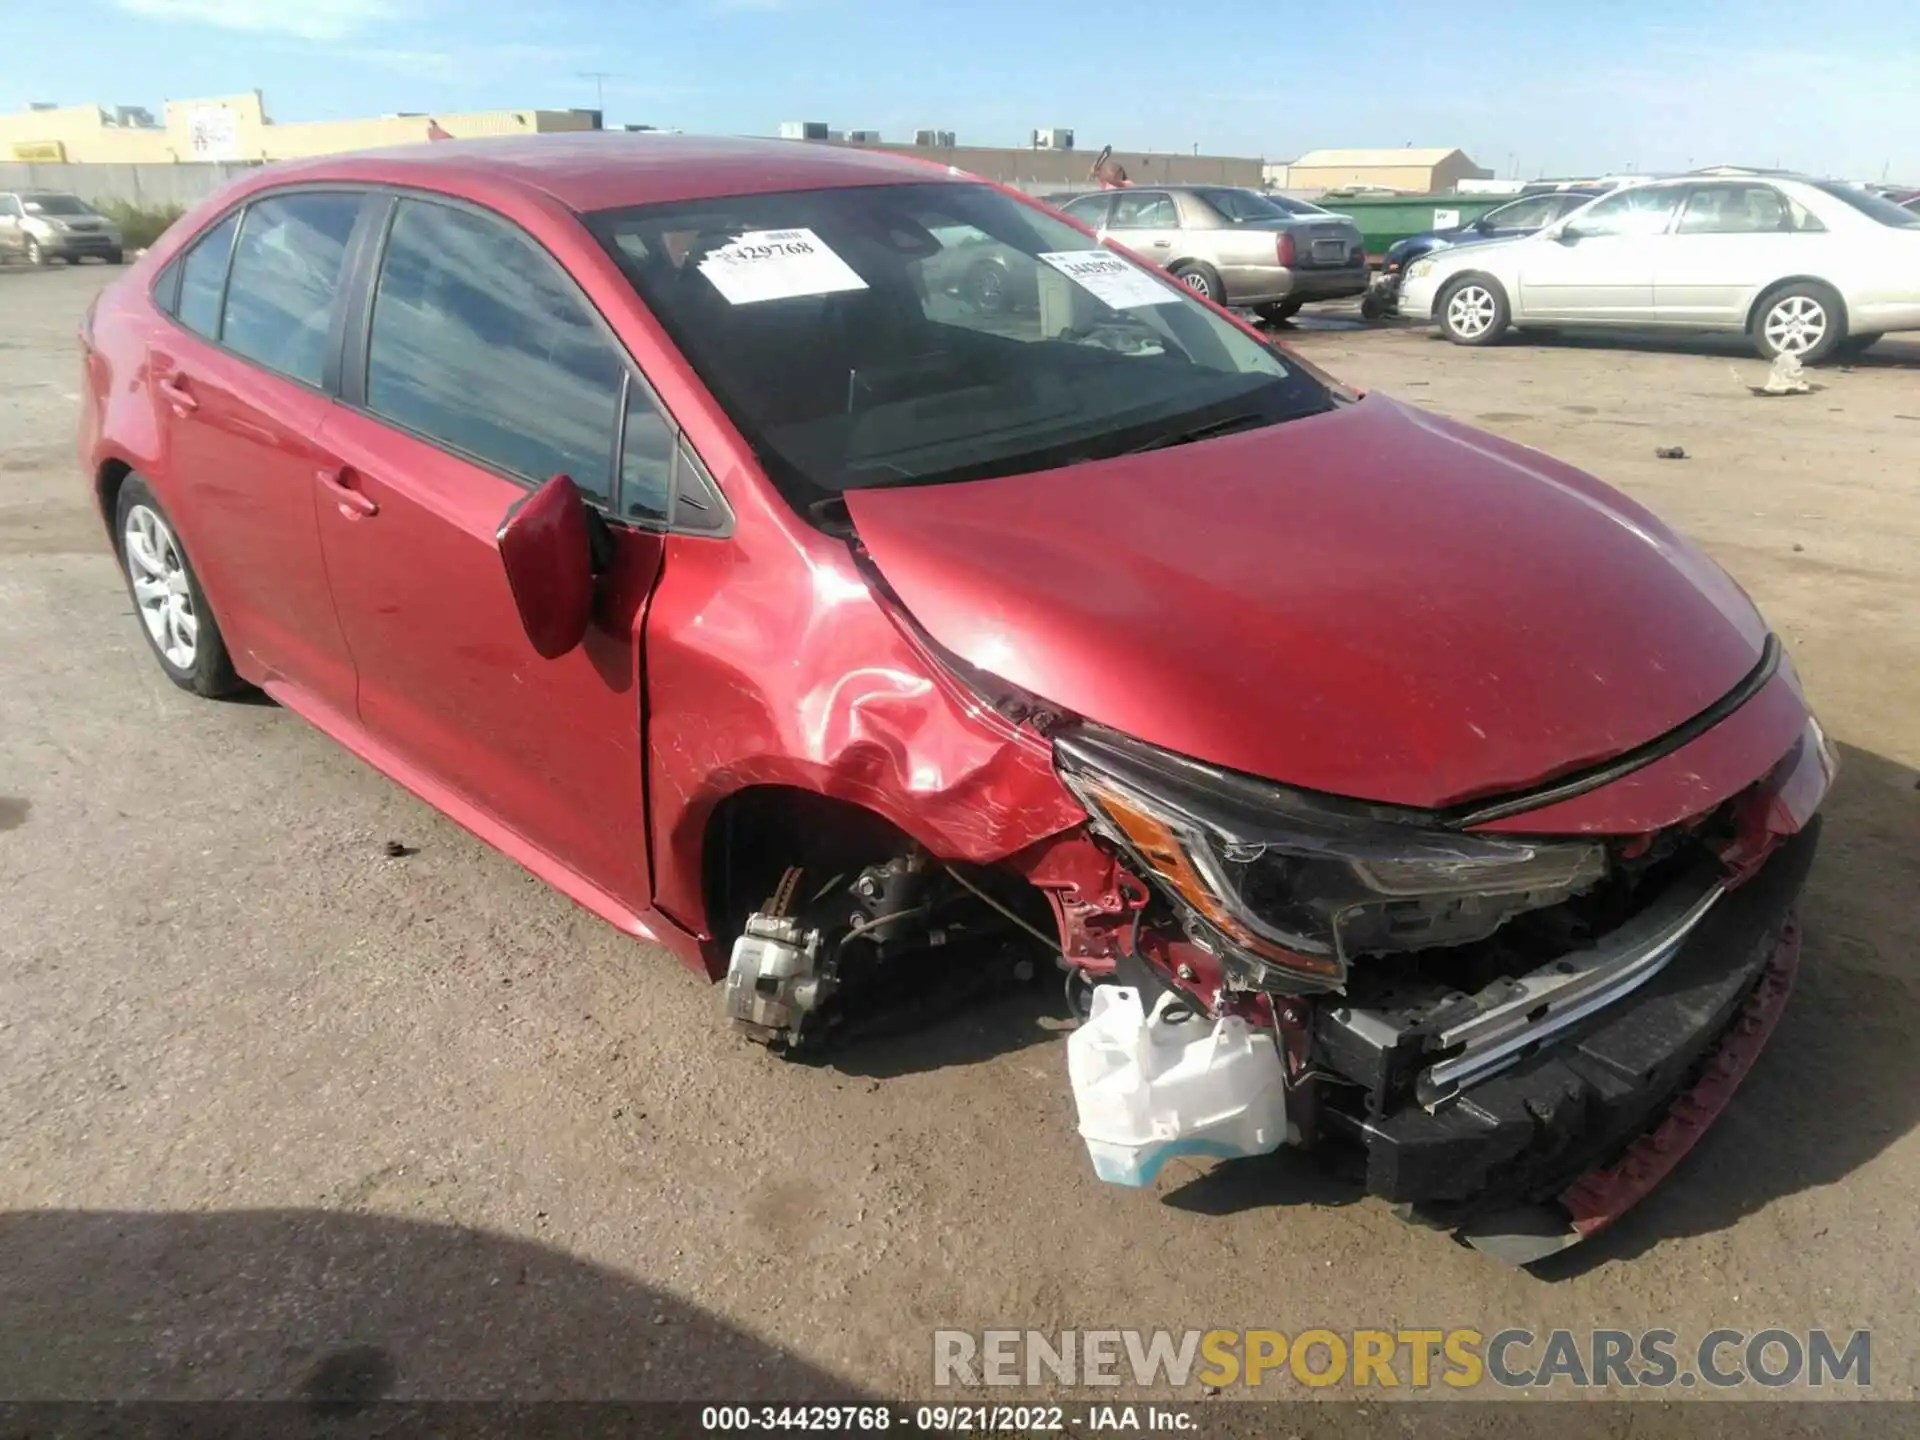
[1517,187,1681,321]
[311,194,670,916]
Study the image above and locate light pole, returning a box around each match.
[577,71,617,114]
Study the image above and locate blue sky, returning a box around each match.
[4,0,1917,179]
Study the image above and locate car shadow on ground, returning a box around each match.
[1535,740,1920,1276]
[0,1207,867,1409]
[1489,327,1920,370]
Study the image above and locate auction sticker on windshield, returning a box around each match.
[1039,251,1182,309]
[697,228,869,305]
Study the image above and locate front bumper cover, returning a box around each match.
[1324,818,1818,1224]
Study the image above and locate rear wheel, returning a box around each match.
[1751,283,1844,363]
[114,475,245,699]
[963,258,1010,314]
[106,248,126,265]
[1255,299,1304,324]
[25,237,47,267]
[1173,261,1224,305]
[1437,276,1510,346]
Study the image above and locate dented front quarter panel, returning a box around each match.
[642,470,1086,970]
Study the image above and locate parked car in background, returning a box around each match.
[78,134,1829,1260]
[1364,188,1602,318]
[1058,185,1368,322]
[1400,175,1920,360]
[0,190,124,266]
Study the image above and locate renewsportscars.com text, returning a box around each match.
[932,1327,1871,1391]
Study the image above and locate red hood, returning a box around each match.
[844,395,1769,810]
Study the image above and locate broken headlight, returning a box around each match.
[1054,727,1606,992]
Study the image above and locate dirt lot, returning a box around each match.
[3,262,1918,1413]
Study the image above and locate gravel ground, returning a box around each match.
[3,263,1917,1413]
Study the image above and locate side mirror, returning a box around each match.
[497,473,595,660]
[1553,225,1580,244]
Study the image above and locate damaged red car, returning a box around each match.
[79,135,1831,1263]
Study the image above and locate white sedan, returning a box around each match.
[1398,176,1920,361]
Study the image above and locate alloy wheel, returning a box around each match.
[1764,296,1828,355]
[1446,284,1497,339]
[1181,271,1211,295]
[124,504,198,670]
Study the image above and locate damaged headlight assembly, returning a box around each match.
[1054,728,1607,992]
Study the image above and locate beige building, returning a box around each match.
[1266,147,1493,194]
[1,91,599,165]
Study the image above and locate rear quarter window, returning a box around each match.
[219,192,363,387]
[175,212,240,339]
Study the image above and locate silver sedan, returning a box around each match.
[1398,176,1920,361]
[1057,186,1369,323]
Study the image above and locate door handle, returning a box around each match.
[156,374,197,413]
[1151,239,1171,247]
[317,465,379,519]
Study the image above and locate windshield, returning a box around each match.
[589,182,1333,508]
[23,194,96,217]
[1809,181,1920,228]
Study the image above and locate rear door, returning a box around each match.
[146,190,368,714]
[310,193,673,915]
[1515,186,1681,321]
[1103,190,1181,268]
[1655,182,1826,324]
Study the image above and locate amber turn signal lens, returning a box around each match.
[1079,776,1341,981]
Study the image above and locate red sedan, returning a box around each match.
[79,134,1830,1262]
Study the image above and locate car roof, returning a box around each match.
[251,133,964,214]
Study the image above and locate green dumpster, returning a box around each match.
[1316,193,1512,262]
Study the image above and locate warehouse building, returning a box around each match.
[1,92,600,165]
[1265,147,1493,193]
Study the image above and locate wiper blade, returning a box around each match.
[1123,412,1270,454]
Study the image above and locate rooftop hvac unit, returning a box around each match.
[778,120,829,141]
[1032,127,1075,150]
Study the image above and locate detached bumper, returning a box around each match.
[1329,819,1819,1228]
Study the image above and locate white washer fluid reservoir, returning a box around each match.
[1066,985,1289,1187]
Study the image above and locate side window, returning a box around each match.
[1109,191,1177,229]
[1,195,21,218]
[220,193,362,385]
[620,381,674,524]
[1569,187,1680,238]
[1676,184,1791,235]
[1484,196,1557,229]
[1786,196,1826,233]
[175,212,240,339]
[366,199,625,506]
[1062,194,1111,227]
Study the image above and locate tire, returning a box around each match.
[106,249,126,265]
[1750,282,1845,363]
[25,236,47,267]
[1359,292,1385,321]
[963,258,1011,315]
[1437,275,1510,346]
[1172,261,1225,305]
[113,475,245,699]
[1255,299,1305,324]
